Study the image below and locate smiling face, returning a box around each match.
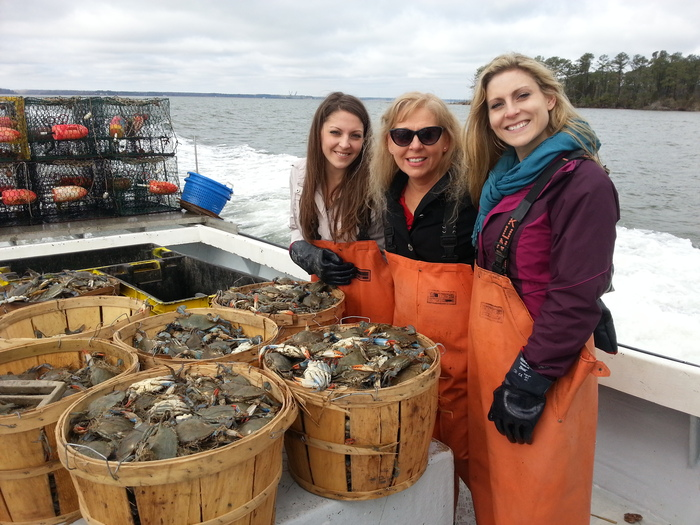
[387,106,450,186]
[486,68,556,160]
[320,110,365,178]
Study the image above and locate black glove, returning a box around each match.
[289,240,356,286]
[488,351,554,445]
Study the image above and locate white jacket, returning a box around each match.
[289,159,384,248]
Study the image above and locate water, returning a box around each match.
[168,97,700,366]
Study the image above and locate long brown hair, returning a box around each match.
[369,92,467,211]
[464,53,602,203]
[299,92,372,242]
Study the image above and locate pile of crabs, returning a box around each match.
[131,309,263,360]
[261,322,434,392]
[214,278,339,315]
[0,269,117,308]
[0,352,123,415]
[66,363,282,462]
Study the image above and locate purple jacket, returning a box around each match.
[477,158,620,377]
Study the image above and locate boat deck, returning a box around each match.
[455,483,669,525]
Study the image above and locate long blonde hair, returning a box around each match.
[369,92,467,211]
[464,53,601,203]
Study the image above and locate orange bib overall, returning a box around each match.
[312,240,394,324]
[467,264,610,525]
[386,251,473,484]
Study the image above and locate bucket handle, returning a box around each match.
[62,442,122,480]
[340,315,371,324]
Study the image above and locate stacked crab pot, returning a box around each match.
[55,362,297,525]
[260,322,440,500]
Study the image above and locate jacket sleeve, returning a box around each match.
[289,159,306,245]
[524,161,620,377]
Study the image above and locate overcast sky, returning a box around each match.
[1,1,698,100]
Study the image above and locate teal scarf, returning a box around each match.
[472,128,599,245]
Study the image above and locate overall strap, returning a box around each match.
[384,209,396,254]
[492,149,586,275]
[441,198,460,262]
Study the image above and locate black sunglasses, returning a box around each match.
[389,126,444,147]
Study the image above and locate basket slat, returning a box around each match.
[73,476,134,525]
[31,309,67,337]
[1,317,34,339]
[350,404,398,492]
[302,401,348,492]
[134,479,201,525]
[0,475,54,521]
[395,389,437,485]
[66,304,101,332]
[200,460,253,523]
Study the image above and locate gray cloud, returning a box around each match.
[1,0,698,99]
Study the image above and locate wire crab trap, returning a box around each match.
[0,97,30,162]
[24,97,97,161]
[0,161,40,227]
[30,159,117,223]
[93,97,177,158]
[103,156,181,216]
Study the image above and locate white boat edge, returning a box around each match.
[1,212,698,525]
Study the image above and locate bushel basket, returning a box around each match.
[0,338,139,524]
[55,362,297,525]
[263,323,440,500]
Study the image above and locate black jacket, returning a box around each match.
[384,171,477,264]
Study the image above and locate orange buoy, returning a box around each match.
[52,124,89,140]
[0,127,21,142]
[145,180,178,195]
[1,189,37,206]
[0,117,15,128]
[52,186,88,203]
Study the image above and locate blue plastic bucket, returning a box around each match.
[181,171,233,215]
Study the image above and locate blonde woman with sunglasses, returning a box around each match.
[369,92,477,488]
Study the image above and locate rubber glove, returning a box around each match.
[488,351,554,444]
[289,240,356,286]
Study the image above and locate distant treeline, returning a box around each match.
[0,89,318,99]
[474,51,700,111]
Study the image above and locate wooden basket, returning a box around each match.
[112,307,278,369]
[55,362,298,525]
[0,295,151,349]
[212,282,345,339]
[0,279,119,316]
[265,324,440,501]
[0,338,139,524]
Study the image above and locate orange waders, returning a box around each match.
[312,240,395,324]
[386,251,473,484]
[467,265,610,525]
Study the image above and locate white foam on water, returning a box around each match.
[606,227,700,365]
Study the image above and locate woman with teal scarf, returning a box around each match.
[463,53,619,525]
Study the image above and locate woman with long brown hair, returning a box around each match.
[289,92,392,323]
